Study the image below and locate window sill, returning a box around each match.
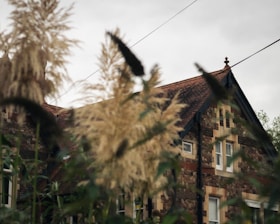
[215,169,234,177]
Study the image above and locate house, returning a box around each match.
[0,54,277,223]
[153,61,277,223]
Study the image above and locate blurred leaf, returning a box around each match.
[156,161,170,179]
[195,63,229,101]
[115,139,129,158]
[0,97,62,150]
[107,32,144,76]
[161,214,178,224]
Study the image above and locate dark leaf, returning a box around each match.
[195,63,229,101]
[107,32,144,76]
[0,97,62,151]
[115,139,128,158]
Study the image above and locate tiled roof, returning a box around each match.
[159,67,230,129]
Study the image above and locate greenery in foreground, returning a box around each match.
[0,0,280,224]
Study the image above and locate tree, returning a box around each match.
[257,110,280,151]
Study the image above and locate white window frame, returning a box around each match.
[2,161,12,207]
[226,142,233,172]
[245,199,279,224]
[182,141,192,154]
[133,197,144,221]
[116,192,125,216]
[215,142,223,170]
[209,197,220,224]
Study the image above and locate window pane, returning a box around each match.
[182,142,192,153]
[219,109,224,126]
[134,197,144,220]
[215,142,221,153]
[2,175,10,205]
[250,207,261,224]
[226,143,233,171]
[226,111,230,128]
[216,154,221,166]
[215,142,222,170]
[226,156,232,168]
[118,194,125,210]
[226,143,232,155]
[209,197,219,222]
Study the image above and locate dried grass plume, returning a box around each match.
[0,0,78,103]
[72,31,185,197]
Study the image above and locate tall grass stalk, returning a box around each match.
[32,122,40,224]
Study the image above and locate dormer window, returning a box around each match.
[225,110,230,128]
[219,109,224,126]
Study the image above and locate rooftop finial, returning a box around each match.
[224,57,229,66]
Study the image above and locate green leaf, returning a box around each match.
[156,161,171,179]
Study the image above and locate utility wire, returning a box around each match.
[54,0,199,101]
[231,38,280,68]
[131,0,199,47]
[57,36,280,103]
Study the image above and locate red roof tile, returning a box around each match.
[159,67,230,128]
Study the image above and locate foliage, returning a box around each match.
[0,1,188,223]
[0,0,78,103]
[72,30,185,198]
[257,110,280,151]
[1,1,279,224]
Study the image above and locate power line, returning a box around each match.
[231,38,280,68]
[130,0,199,47]
[54,0,199,101]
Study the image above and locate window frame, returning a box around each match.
[182,141,193,154]
[1,161,13,207]
[209,196,220,224]
[219,108,224,126]
[116,191,125,216]
[225,110,231,128]
[225,142,233,172]
[245,199,279,224]
[133,197,144,221]
[215,141,223,170]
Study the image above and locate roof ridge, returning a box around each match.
[159,67,228,90]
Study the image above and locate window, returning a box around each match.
[133,197,144,221]
[225,110,230,128]
[215,141,235,173]
[219,109,224,126]
[69,215,78,224]
[116,191,125,216]
[1,160,12,207]
[226,142,233,172]
[245,200,278,224]
[209,197,220,224]
[215,142,223,170]
[182,141,192,154]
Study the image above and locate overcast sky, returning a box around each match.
[1,0,280,119]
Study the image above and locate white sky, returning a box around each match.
[1,0,280,119]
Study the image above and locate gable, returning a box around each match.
[159,67,229,133]
[159,66,276,157]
